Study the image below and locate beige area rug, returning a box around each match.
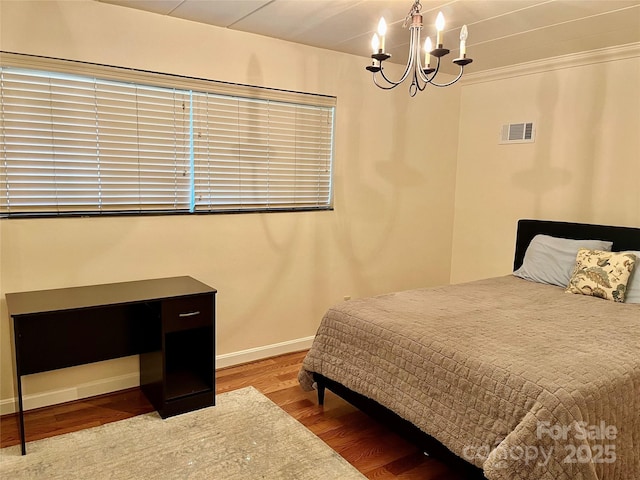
[0,386,366,479]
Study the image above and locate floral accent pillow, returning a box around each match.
[566,249,637,302]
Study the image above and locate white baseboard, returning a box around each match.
[0,336,314,415]
[0,372,140,416]
[215,335,314,369]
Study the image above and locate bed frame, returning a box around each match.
[513,219,640,270]
[313,219,640,479]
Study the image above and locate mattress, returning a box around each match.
[299,275,640,480]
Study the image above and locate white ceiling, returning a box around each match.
[98,0,640,74]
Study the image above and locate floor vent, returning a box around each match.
[500,122,535,144]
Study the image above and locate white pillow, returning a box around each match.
[513,234,613,287]
[622,251,640,303]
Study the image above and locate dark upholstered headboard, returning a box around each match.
[513,219,640,271]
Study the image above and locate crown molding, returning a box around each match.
[462,43,640,86]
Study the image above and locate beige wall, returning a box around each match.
[451,49,640,283]
[0,1,460,410]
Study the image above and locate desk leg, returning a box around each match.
[16,375,26,455]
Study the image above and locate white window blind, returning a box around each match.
[0,54,335,217]
[1,68,192,215]
[192,93,333,211]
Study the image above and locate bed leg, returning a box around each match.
[316,379,326,406]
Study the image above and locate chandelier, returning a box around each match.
[366,0,472,96]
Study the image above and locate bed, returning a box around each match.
[299,219,640,480]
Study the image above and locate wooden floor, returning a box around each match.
[1,351,484,479]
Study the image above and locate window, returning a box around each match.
[0,54,335,217]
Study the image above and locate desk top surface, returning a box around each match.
[6,276,216,316]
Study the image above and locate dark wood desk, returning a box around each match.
[6,276,216,455]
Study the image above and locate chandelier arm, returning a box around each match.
[378,66,408,87]
[378,57,415,87]
[372,73,402,90]
[409,24,428,95]
[412,52,428,93]
[427,66,465,87]
[412,20,439,89]
[377,22,419,87]
[412,26,428,86]
[411,71,427,96]
[375,46,417,86]
[409,25,427,97]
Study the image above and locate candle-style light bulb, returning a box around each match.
[424,36,433,66]
[377,17,387,52]
[435,12,445,47]
[371,33,380,54]
[459,25,468,57]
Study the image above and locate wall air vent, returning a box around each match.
[500,122,535,144]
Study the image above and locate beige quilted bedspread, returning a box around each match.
[299,275,640,480]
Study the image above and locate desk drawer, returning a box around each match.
[162,295,213,332]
